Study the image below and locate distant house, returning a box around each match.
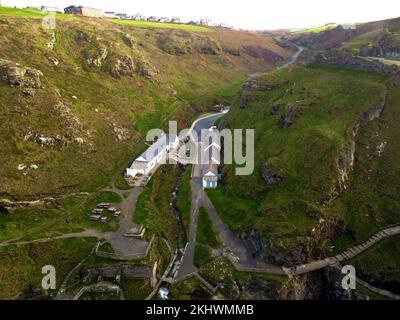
[157,17,169,23]
[116,13,130,19]
[170,17,181,23]
[41,6,62,13]
[187,21,197,25]
[104,11,116,18]
[132,13,146,20]
[147,16,157,22]
[64,5,104,18]
[125,134,179,178]
[325,22,336,26]
[0,0,7,7]
[200,18,210,26]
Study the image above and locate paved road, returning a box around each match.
[278,45,305,69]
[105,187,150,257]
[175,112,226,280]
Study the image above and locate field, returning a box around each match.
[291,24,338,35]
[0,7,210,32]
[111,18,211,32]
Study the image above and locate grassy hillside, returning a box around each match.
[0,10,291,200]
[290,16,400,57]
[211,63,399,259]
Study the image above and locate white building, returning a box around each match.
[126,134,179,178]
[0,0,7,7]
[202,128,221,189]
[104,12,116,18]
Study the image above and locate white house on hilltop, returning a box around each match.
[125,134,179,178]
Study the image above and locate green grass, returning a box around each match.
[197,208,219,248]
[133,166,185,245]
[170,277,209,300]
[111,18,212,32]
[0,7,74,19]
[292,24,338,35]
[114,174,132,190]
[194,244,213,268]
[211,65,390,251]
[120,278,152,300]
[348,235,400,292]
[176,166,192,233]
[0,237,97,299]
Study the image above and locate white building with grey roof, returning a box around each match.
[125,134,179,178]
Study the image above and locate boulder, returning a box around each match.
[137,60,159,82]
[261,157,286,186]
[122,33,136,48]
[0,59,43,89]
[87,47,108,67]
[110,55,135,78]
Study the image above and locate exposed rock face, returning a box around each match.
[335,90,387,194]
[262,163,283,186]
[313,50,400,75]
[23,101,88,148]
[376,141,387,156]
[268,245,308,267]
[0,59,43,89]
[156,34,191,55]
[322,267,368,300]
[47,32,56,50]
[111,123,130,142]
[281,104,299,128]
[243,73,286,91]
[122,33,136,48]
[337,141,356,192]
[359,32,400,58]
[110,55,135,78]
[137,60,159,82]
[87,47,108,67]
[241,278,278,300]
[239,74,287,108]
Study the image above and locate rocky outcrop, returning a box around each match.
[87,47,108,67]
[111,123,130,142]
[281,104,299,128]
[337,141,356,192]
[0,59,43,89]
[334,89,387,196]
[359,32,400,59]
[23,101,88,148]
[261,162,284,186]
[240,73,288,108]
[313,50,400,75]
[109,55,135,78]
[137,59,159,82]
[122,33,136,48]
[241,278,278,300]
